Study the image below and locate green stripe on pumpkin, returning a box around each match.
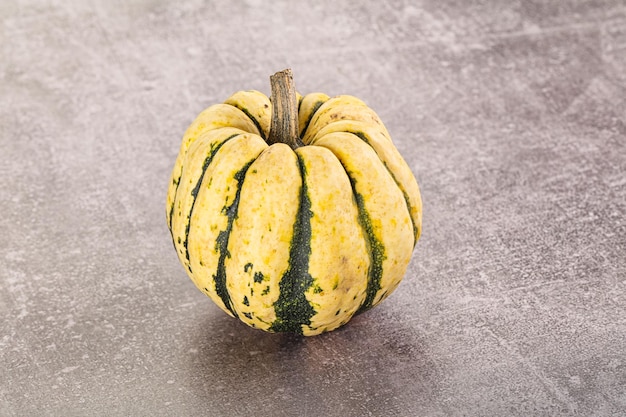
[228,104,267,140]
[212,160,256,317]
[351,130,419,245]
[269,154,316,334]
[167,174,180,238]
[179,133,241,273]
[299,99,327,140]
[347,177,386,313]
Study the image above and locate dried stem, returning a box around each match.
[267,69,302,149]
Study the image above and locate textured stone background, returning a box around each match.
[1,1,625,416]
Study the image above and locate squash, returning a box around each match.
[166,69,422,336]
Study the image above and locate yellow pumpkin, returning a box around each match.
[166,69,422,336]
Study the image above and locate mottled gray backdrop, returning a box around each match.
[1,0,625,416]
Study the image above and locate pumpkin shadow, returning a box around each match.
[183,307,440,416]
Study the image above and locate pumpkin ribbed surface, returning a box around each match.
[166,86,422,336]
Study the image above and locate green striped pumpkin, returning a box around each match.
[166,71,422,336]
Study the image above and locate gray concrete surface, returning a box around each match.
[2,1,626,416]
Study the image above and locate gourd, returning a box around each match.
[166,69,422,336]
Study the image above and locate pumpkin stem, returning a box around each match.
[268,68,302,149]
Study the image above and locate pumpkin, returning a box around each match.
[166,69,422,336]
